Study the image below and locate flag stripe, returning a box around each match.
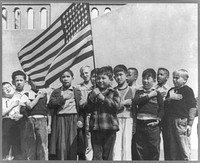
[21,22,91,69]
[45,51,93,86]
[48,40,93,75]
[48,29,92,67]
[29,65,51,81]
[19,27,64,63]
[30,37,92,81]
[34,42,93,82]
[46,44,93,80]
[53,25,92,59]
[24,26,91,74]
[24,47,62,75]
[18,19,63,56]
[18,3,75,52]
[21,34,65,68]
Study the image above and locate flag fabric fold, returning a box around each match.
[18,3,94,88]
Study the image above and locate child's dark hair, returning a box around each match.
[128,67,138,77]
[97,66,113,80]
[142,68,156,80]
[12,70,26,81]
[114,64,128,75]
[158,67,170,78]
[2,82,12,87]
[60,69,74,79]
[91,68,99,76]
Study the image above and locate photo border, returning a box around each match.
[1,0,199,162]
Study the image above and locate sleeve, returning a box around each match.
[85,92,96,113]
[156,91,164,120]
[186,87,197,126]
[73,87,86,123]
[185,87,196,109]
[48,89,65,110]
[188,108,197,126]
[103,89,121,112]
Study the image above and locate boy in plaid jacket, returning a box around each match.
[86,66,120,160]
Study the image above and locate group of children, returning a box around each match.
[2,65,197,161]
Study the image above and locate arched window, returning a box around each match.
[2,8,7,29]
[104,7,111,14]
[40,8,47,29]
[91,8,99,19]
[27,8,34,29]
[14,8,21,29]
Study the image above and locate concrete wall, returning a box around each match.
[91,3,198,96]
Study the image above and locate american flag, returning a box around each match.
[18,3,94,88]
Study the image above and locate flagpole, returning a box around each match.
[86,3,98,89]
[87,3,96,71]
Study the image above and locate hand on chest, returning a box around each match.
[61,90,74,100]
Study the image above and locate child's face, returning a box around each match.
[142,75,155,90]
[114,71,127,85]
[13,75,26,92]
[173,73,185,88]
[2,83,15,98]
[96,74,111,90]
[157,70,168,86]
[60,71,73,88]
[80,67,91,82]
[127,69,137,84]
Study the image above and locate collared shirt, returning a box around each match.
[2,91,30,119]
[57,86,77,114]
[154,84,170,100]
[76,82,93,100]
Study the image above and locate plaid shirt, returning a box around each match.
[86,87,120,131]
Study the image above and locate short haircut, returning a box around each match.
[79,65,90,74]
[91,68,99,76]
[12,70,26,81]
[142,68,156,80]
[158,67,170,78]
[2,82,12,87]
[114,64,128,75]
[60,69,74,79]
[97,66,113,80]
[173,69,189,81]
[128,67,138,76]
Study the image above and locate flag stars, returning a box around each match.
[62,3,90,42]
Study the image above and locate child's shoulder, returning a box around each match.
[183,85,193,90]
[181,85,195,94]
